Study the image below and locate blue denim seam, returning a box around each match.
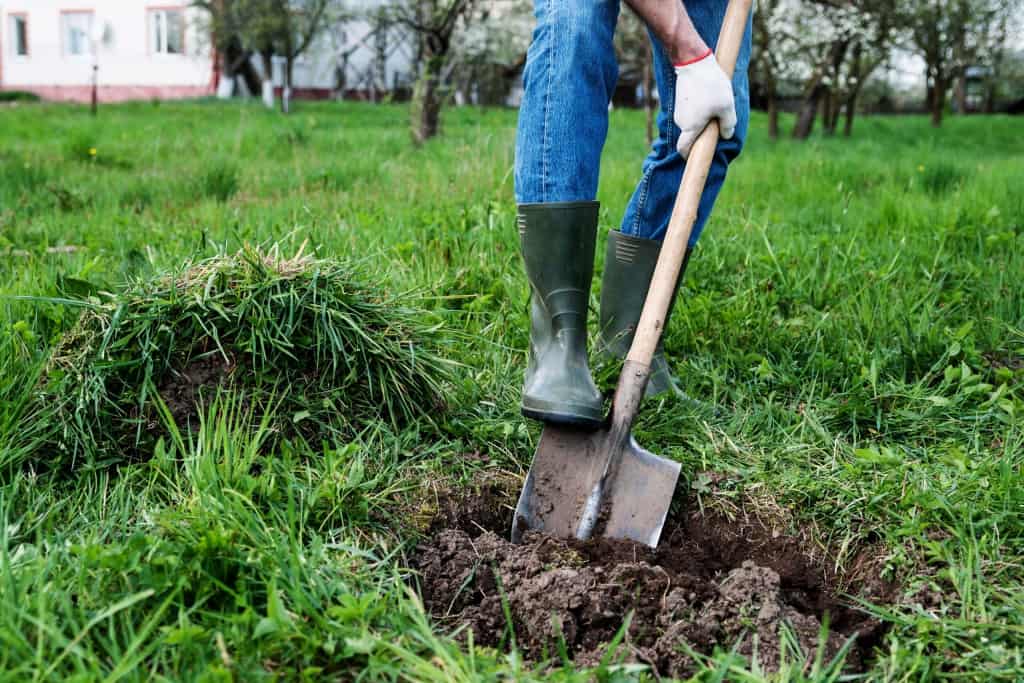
[630,167,651,236]
[539,0,554,202]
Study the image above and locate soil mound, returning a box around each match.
[413,483,893,676]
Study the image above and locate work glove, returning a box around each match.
[673,50,737,159]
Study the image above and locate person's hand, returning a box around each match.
[673,50,737,159]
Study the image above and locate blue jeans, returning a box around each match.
[514,0,751,246]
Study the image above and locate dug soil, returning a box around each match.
[412,474,895,677]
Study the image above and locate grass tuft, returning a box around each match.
[30,244,454,472]
[920,161,965,196]
[196,160,240,202]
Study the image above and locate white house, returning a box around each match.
[0,0,421,103]
[0,0,525,104]
[0,1,217,101]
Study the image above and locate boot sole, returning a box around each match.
[521,397,604,429]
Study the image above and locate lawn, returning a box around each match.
[1,99,1022,681]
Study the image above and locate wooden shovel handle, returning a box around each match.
[625,0,751,366]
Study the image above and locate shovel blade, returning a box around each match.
[511,424,681,547]
[601,436,681,546]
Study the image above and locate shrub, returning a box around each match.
[0,90,41,103]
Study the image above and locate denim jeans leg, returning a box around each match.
[620,0,752,245]
[514,0,621,204]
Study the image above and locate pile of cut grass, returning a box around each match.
[33,244,453,472]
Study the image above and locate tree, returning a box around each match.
[970,0,1021,113]
[982,46,1024,112]
[788,0,895,139]
[901,0,1014,126]
[750,0,784,138]
[239,0,331,112]
[277,0,332,112]
[451,0,532,108]
[390,0,480,144]
[192,0,330,112]
[192,0,263,97]
[823,0,896,136]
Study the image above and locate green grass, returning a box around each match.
[1,99,1023,681]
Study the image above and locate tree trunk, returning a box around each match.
[334,53,348,100]
[930,76,946,127]
[793,82,826,140]
[822,88,835,136]
[261,52,275,109]
[91,64,99,116]
[217,39,244,99]
[217,76,236,99]
[843,89,859,137]
[793,41,846,140]
[983,84,996,114]
[374,10,388,102]
[214,46,234,100]
[764,66,779,139]
[954,69,968,114]
[828,92,843,135]
[236,50,262,96]
[281,56,293,114]
[412,55,444,144]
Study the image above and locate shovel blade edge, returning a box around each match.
[511,425,681,548]
[601,437,681,547]
[511,424,605,543]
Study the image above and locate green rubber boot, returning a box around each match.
[518,202,604,427]
[598,230,692,399]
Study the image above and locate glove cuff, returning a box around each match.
[673,48,713,69]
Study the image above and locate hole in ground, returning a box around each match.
[411,472,896,677]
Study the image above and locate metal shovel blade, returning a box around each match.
[511,423,681,547]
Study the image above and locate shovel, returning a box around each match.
[511,0,751,548]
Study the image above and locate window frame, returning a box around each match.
[147,6,186,56]
[60,9,95,59]
[8,12,29,59]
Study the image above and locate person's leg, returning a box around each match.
[515,0,621,204]
[620,0,751,243]
[514,0,621,426]
[601,0,750,404]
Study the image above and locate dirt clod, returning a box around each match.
[413,483,893,676]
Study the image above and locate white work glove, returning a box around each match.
[673,51,737,159]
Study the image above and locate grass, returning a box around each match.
[0,98,1023,680]
[26,244,452,473]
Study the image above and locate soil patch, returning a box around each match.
[984,351,1024,372]
[156,351,237,428]
[412,478,894,677]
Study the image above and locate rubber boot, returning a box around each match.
[598,230,692,399]
[518,202,604,427]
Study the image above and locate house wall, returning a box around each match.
[0,0,214,101]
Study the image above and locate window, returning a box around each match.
[8,14,28,57]
[149,9,184,55]
[62,11,93,57]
